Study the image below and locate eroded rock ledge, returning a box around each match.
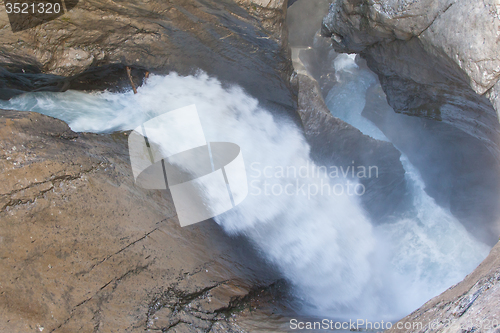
[322,0,500,157]
[321,0,500,331]
[0,0,295,115]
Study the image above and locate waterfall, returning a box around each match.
[323,54,490,318]
[0,71,490,321]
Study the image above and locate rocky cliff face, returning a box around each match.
[0,110,281,333]
[322,0,500,157]
[322,0,500,330]
[0,0,295,116]
[296,72,408,222]
[0,1,295,332]
[287,0,408,223]
[322,0,500,245]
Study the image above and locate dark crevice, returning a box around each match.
[1,64,150,100]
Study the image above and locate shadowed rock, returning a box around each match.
[322,0,500,157]
[296,73,408,223]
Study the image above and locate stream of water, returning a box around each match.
[0,70,490,321]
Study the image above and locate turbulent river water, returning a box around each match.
[0,68,491,321]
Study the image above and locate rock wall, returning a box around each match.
[322,0,500,245]
[296,72,408,222]
[287,0,408,223]
[0,0,295,117]
[0,1,295,332]
[322,0,500,157]
[0,110,280,332]
[322,0,500,330]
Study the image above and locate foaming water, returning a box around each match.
[0,72,490,321]
[366,155,489,319]
[324,54,490,318]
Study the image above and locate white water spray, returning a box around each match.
[0,72,490,321]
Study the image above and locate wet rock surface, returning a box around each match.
[388,240,500,333]
[0,1,298,331]
[0,110,280,332]
[0,1,296,331]
[0,63,149,100]
[296,73,408,222]
[288,0,408,223]
[4,0,500,330]
[322,0,500,244]
[322,0,500,157]
[363,82,500,244]
[0,0,295,116]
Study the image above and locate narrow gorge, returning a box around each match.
[0,0,499,332]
